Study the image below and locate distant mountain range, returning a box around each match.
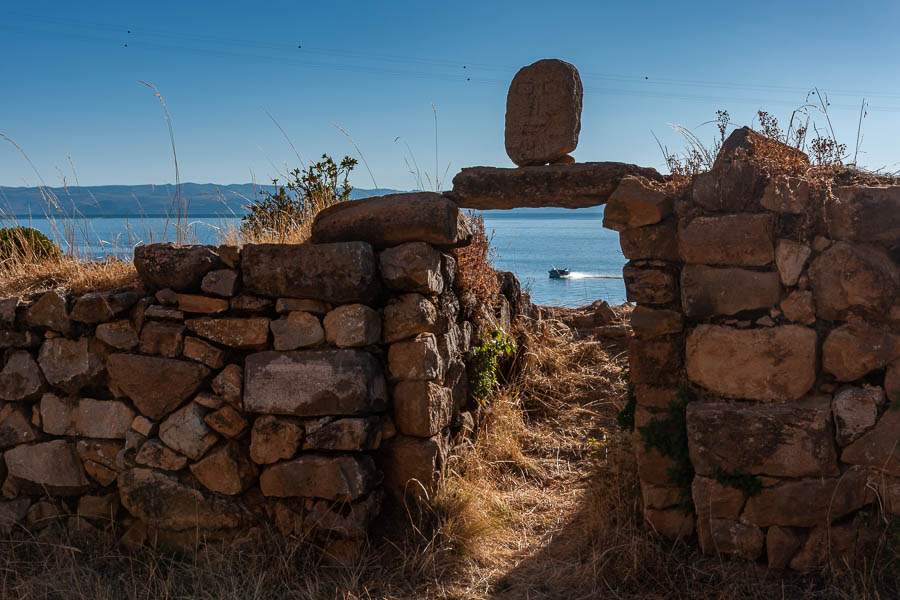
[0,183,406,218]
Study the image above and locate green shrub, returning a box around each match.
[240,154,357,243]
[471,328,516,403]
[0,227,61,261]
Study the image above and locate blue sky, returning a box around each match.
[2,0,899,189]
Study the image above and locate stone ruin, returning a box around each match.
[0,58,897,572]
[453,61,900,571]
[0,192,525,554]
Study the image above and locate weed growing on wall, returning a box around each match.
[240,154,357,243]
[637,388,695,512]
[471,328,516,403]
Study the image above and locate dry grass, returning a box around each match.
[0,256,137,297]
[454,211,501,325]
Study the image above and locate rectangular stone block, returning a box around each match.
[629,337,682,385]
[242,242,380,304]
[686,396,839,478]
[619,220,680,261]
[40,394,135,439]
[622,264,678,305]
[678,214,774,266]
[244,349,387,416]
[631,306,682,339]
[829,185,900,244]
[686,325,817,401]
[681,265,781,317]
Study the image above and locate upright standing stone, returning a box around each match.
[505,59,583,166]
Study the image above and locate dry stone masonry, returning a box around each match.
[607,128,900,571]
[0,194,524,552]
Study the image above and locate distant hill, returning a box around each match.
[0,183,406,218]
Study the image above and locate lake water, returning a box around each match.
[13,208,625,308]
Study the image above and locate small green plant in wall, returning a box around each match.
[471,328,516,402]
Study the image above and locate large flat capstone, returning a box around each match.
[686,325,817,401]
[448,162,663,210]
[244,349,387,416]
[242,242,379,304]
[311,193,471,248]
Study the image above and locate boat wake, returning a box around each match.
[560,272,623,280]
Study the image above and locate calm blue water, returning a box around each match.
[13,208,625,308]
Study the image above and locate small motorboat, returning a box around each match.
[549,267,570,279]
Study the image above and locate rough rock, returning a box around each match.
[808,242,898,321]
[0,350,43,401]
[37,337,103,394]
[741,469,870,527]
[270,311,325,351]
[602,176,672,231]
[379,242,445,293]
[212,364,243,407]
[77,493,118,524]
[634,406,681,484]
[176,294,229,314]
[0,405,37,448]
[185,317,270,349]
[381,294,437,343]
[158,402,218,460]
[761,176,810,213]
[789,523,876,571]
[681,265,780,317]
[392,381,452,437]
[0,498,31,535]
[640,483,684,510]
[25,289,70,333]
[449,162,663,210]
[25,501,61,531]
[143,305,184,321]
[686,397,839,478]
[766,526,804,569]
[182,336,226,369]
[828,185,900,243]
[139,321,185,357]
[822,321,900,381]
[320,304,380,348]
[107,354,210,420]
[5,440,90,494]
[135,439,188,471]
[634,385,680,409]
[622,265,678,305]
[75,439,122,486]
[781,290,816,325]
[230,295,272,312]
[692,476,745,521]
[618,221,680,261]
[388,334,442,381]
[40,394,135,439]
[242,242,380,304]
[312,193,472,248]
[260,454,375,501]
[249,415,303,464]
[69,292,115,323]
[841,408,900,475]
[131,415,155,437]
[275,298,330,314]
[678,214,774,266]
[628,337,682,385]
[133,244,222,291]
[244,350,387,416]
[504,58,582,166]
[200,269,239,297]
[118,468,243,531]
[644,508,695,540]
[714,126,809,169]
[95,320,139,350]
[190,444,257,495]
[832,385,883,447]
[304,417,381,451]
[686,325,817,401]
[0,297,18,327]
[690,161,767,213]
[774,238,812,287]
[204,405,248,439]
[381,433,447,499]
[698,519,764,559]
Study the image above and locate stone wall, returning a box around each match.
[0,192,511,553]
[607,128,900,570]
